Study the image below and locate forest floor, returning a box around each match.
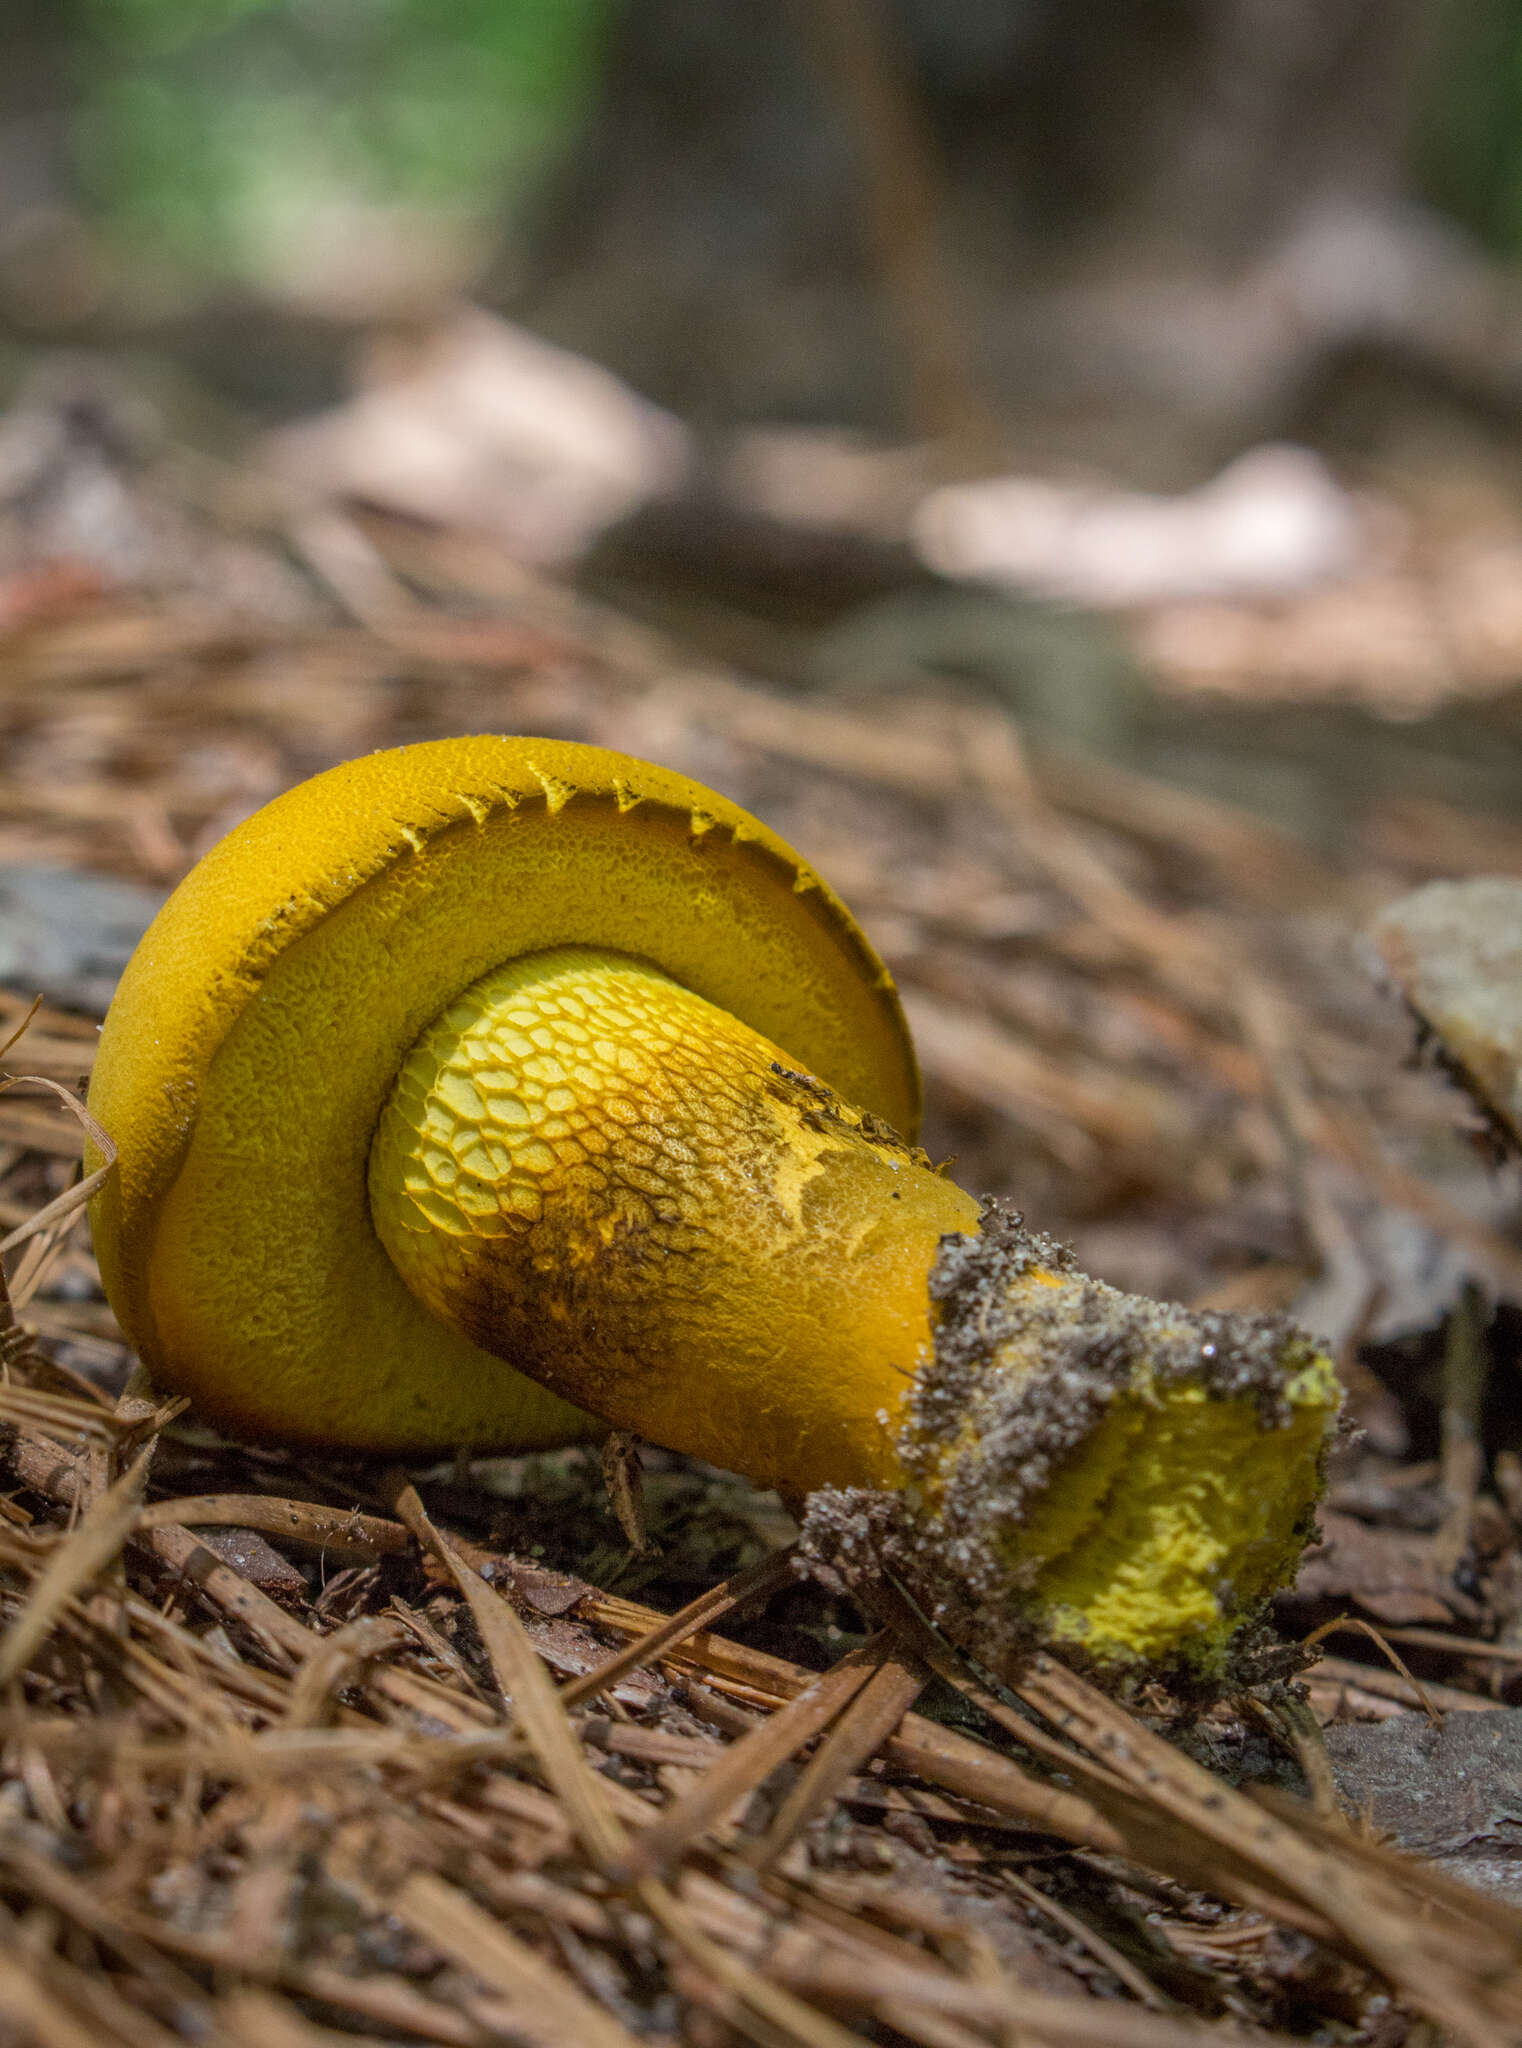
[0,363,1520,2045]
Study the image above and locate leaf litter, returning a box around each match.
[0,374,1520,2041]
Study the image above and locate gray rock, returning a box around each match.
[0,865,164,1013]
[1326,1709,1522,1906]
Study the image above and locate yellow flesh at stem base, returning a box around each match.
[974,1354,1337,1669]
[370,948,983,1495]
[1017,1374,1337,1666]
[892,1249,1340,1673]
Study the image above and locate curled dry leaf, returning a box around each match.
[1371,875,1522,1155]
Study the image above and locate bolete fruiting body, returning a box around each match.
[88,735,1339,1674]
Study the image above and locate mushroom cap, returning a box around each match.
[87,735,920,1451]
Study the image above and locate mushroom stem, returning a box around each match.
[368,946,981,1496]
[368,945,1340,1676]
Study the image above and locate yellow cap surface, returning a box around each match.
[87,736,920,1451]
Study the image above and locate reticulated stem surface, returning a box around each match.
[369,947,981,1494]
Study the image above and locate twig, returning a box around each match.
[746,1641,928,1868]
[1433,1280,1491,1577]
[798,0,1002,462]
[626,1633,890,1877]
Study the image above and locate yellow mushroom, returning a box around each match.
[87,735,1339,1674]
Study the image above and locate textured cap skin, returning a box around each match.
[87,735,921,1452]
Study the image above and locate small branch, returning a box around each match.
[799,0,1004,466]
[1433,1280,1491,1579]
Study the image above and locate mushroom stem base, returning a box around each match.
[802,1206,1340,1679]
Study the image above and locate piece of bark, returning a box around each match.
[1286,1510,1474,1627]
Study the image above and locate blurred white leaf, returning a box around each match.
[913,444,1365,607]
[264,307,692,568]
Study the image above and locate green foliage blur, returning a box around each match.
[74,0,612,293]
[60,0,1522,305]
[1413,0,1522,256]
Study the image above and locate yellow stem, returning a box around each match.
[369,947,981,1496]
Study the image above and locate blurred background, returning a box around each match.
[11,1,1522,723]
[2,1,1522,1525]
[7,0,1522,434]
[5,0,1522,441]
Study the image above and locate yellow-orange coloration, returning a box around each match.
[87,737,918,1451]
[84,734,1340,1673]
[1008,1373,1337,1664]
[370,948,980,1495]
[895,1269,1341,1669]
